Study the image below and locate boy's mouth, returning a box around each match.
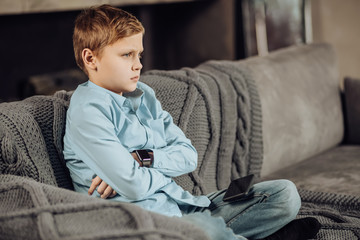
[131,76,139,81]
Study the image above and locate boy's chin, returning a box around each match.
[129,85,138,93]
[124,85,138,94]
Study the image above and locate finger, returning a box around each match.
[101,185,114,199]
[110,190,117,198]
[97,181,108,195]
[88,176,102,195]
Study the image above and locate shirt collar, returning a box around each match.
[87,80,144,111]
[124,88,144,111]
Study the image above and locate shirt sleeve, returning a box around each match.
[68,99,172,201]
[150,97,199,177]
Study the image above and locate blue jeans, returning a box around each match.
[180,180,301,240]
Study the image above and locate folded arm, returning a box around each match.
[68,101,172,201]
[88,152,145,199]
[149,98,198,177]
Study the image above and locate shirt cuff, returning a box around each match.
[150,148,167,168]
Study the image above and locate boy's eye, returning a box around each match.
[122,52,143,59]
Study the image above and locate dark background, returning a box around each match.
[0,0,304,101]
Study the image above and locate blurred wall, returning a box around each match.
[312,0,360,84]
[0,0,236,101]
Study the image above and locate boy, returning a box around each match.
[64,4,320,240]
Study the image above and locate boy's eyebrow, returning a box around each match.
[120,48,144,53]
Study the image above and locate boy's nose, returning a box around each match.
[132,59,143,71]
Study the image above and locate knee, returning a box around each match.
[275,179,301,220]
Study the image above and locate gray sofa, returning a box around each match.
[0,43,359,239]
[254,44,360,197]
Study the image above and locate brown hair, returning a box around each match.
[73,4,144,75]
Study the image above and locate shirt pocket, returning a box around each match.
[149,119,167,148]
[117,118,147,149]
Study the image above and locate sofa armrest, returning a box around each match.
[344,77,360,144]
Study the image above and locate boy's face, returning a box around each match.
[89,32,144,95]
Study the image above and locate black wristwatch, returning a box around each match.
[134,150,152,167]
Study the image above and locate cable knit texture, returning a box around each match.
[0,174,210,240]
[298,189,360,239]
[0,91,73,190]
[142,60,263,194]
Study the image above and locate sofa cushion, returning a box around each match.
[262,145,360,196]
[241,43,344,176]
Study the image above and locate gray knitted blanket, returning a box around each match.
[0,175,358,240]
[142,60,263,194]
[0,174,209,240]
[0,91,73,190]
[298,189,360,239]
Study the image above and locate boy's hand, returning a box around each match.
[88,176,117,199]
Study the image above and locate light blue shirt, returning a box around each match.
[63,81,210,217]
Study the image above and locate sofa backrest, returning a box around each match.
[239,43,344,177]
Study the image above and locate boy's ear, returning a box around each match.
[82,48,97,71]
